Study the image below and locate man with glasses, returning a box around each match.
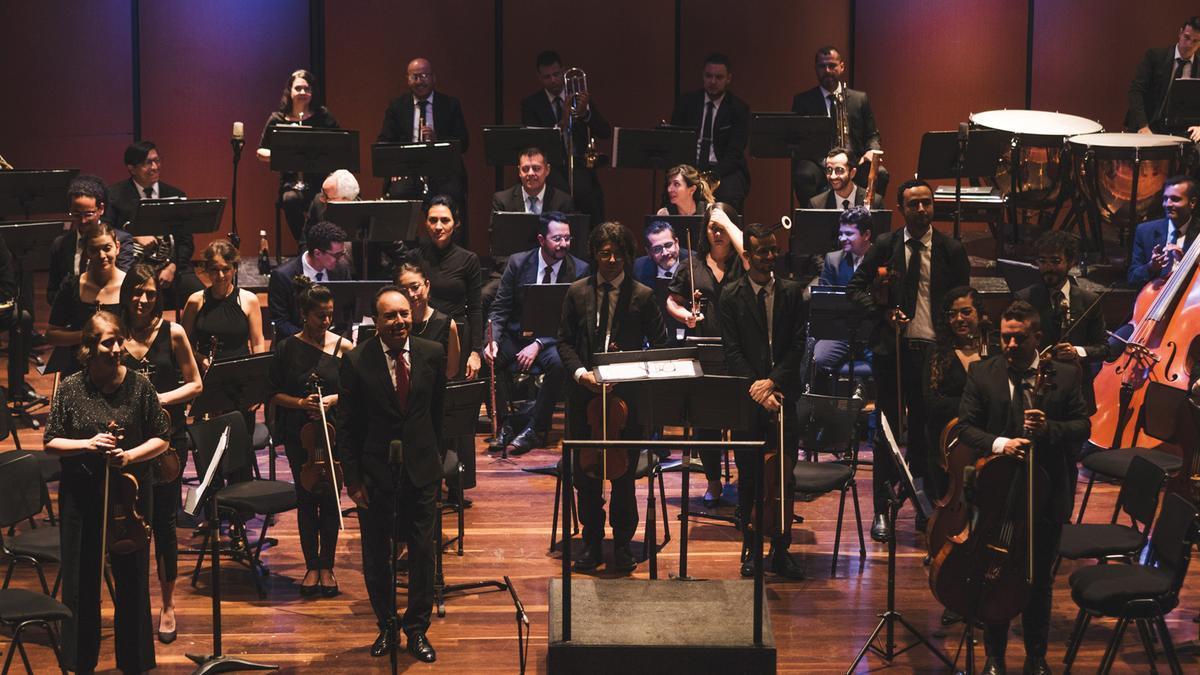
[268,220,350,340]
[809,147,885,211]
[49,175,135,305]
[104,140,203,309]
[633,220,693,343]
[484,211,588,455]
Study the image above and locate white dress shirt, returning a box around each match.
[525,184,547,214]
[821,83,844,116]
[135,180,160,199]
[301,251,326,282]
[990,355,1041,455]
[383,338,412,388]
[573,272,624,382]
[1175,46,1195,79]
[535,250,563,284]
[903,226,935,341]
[412,95,434,141]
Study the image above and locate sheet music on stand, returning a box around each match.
[878,411,933,519]
[592,347,704,383]
[184,424,230,516]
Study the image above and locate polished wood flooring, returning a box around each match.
[3,305,1198,673]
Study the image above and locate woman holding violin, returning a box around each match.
[181,238,267,368]
[120,264,202,644]
[269,277,350,597]
[44,311,169,674]
[655,164,714,216]
[46,222,126,378]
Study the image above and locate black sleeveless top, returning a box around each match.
[412,307,452,352]
[269,334,344,444]
[122,319,185,431]
[194,286,251,361]
[47,274,122,377]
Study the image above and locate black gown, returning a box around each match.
[48,275,121,378]
[193,286,251,361]
[417,241,482,372]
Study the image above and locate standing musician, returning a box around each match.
[521,50,611,223]
[847,179,970,542]
[484,212,588,455]
[47,222,127,379]
[104,140,205,309]
[338,286,445,663]
[957,300,1090,675]
[413,195,482,381]
[655,164,714,216]
[791,46,888,206]
[269,278,351,599]
[669,53,751,211]
[119,265,202,645]
[50,175,135,305]
[44,311,170,674]
[181,239,267,368]
[1127,15,1200,140]
[267,221,351,342]
[1015,231,1112,413]
[557,222,669,574]
[718,222,808,580]
[1127,175,1199,287]
[808,147,885,211]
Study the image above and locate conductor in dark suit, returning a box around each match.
[484,211,588,454]
[338,286,446,663]
[808,147,885,211]
[1016,231,1112,413]
[104,141,204,309]
[520,50,612,223]
[267,221,351,341]
[791,46,888,206]
[957,300,1090,674]
[669,53,751,211]
[1127,175,1198,287]
[1126,16,1200,138]
[847,179,970,541]
[50,175,135,304]
[558,222,668,573]
[719,222,808,579]
[377,57,469,238]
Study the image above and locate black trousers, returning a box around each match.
[695,428,725,483]
[984,520,1063,662]
[280,183,319,250]
[358,468,436,636]
[59,464,155,674]
[493,336,566,435]
[151,449,182,584]
[734,408,799,549]
[284,441,342,570]
[567,387,639,546]
[872,339,935,516]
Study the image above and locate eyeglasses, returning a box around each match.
[596,251,624,262]
[546,234,572,244]
[139,157,162,167]
[825,166,849,176]
[68,210,99,219]
[650,241,676,255]
[408,73,433,82]
[317,248,347,260]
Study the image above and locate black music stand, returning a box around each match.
[187,354,274,419]
[371,141,462,179]
[0,169,78,218]
[267,127,360,259]
[0,220,61,422]
[610,127,698,212]
[750,113,835,215]
[518,284,571,339]
[126,198,225,243]
[809,286,873,395]
[916,129,1008,240]
[488,211,590,259]
[791,208,895,259]
[483,126,565,168]
[325,200,424,279]
[1163,79,1200,132]
[996,258,1042,294]
[319,279,388,333]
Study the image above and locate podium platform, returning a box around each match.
[548,578,776,674]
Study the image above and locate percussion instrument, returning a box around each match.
[1069,132,1189,230]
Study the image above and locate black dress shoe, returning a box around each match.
[940,608,962,625]
[981,657,1006,675]
[1022,656,1051,674]
[506,428,543,456]
[408,632,437,663]
[370,623,398,658]
[769,548,807,580]
[612,543,637,573]
[573,544,602,572]
[870,514,890,543]
[487,424,516,452]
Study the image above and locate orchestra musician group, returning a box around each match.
[5,16,1200,673]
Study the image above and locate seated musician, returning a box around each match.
[557,221,668,573]
[957,300,1090,675]
[655,164,713,216]
[811,206,873,390]
[104,140,204,309]
[633,220,693,343]
[485,211,589,455]
[1016,231,1112,413]
[1127,175,1198,287]
[305,169,360,241]
[268,221,351,341]
[809,147,885,211]
[49,175,135,305]
[719,221,808,580]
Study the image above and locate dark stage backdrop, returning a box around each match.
[1,1,1194,261]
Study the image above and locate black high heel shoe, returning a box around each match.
[158,608,177,644]
[319,570,340,598]
[299,570,320,597]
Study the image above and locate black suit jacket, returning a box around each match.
[846,227,971,355]
[809,187,884,210]
[337,335,447,491]
[520,89,612,168]
[491,184,575,213]
[489,247,589,345]
[1016,281,1113,412]
[791,86,881,159]
[376,90,469,189]
[669,90,751,184]
[267,255,351,340]
[104,178,193,269]
[631,249,692,289]
[47,227,135,304]
[718,275,808,401]
[958,356,1091,522]
[1126,46,1199,131]
[557,274,668,375]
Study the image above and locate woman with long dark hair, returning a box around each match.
[47,222,127,378]
[415,194,481,380]
[181,239,267,367]
[656,164,714,216]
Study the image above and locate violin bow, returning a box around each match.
[1036,278,1121,361]
[312,377,345,530]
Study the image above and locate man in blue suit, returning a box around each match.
[1127,175,1198,287]
[484,211,589,454]
[633,221,693,343]
[812,206,874,386]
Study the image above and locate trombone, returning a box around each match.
[562,67,599,197]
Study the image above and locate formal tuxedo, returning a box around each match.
[266,254,351,341]
[809,187,885,211]
[104,177,204,307]
[1126,217,1199,286]
[1016,280,1112,413]
[47,227,135,305]
[1126,46,1200,132]
[958,355,1090,661]
[490,183,575,214]
[790,85,889,204]
[520,89,611,222]
[557,273,668,546]
[337,334,446,635]
[631,249,691,290]
[670,89,751,209]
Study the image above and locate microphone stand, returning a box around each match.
[953,122,968,241]
[229,134,245,250]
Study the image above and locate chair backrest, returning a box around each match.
[187,411,255,483]
[0,387,10,442]
[798,392,864,456]
[1119,455,1167,529]
[1149,492,1199,589]
[0,452,45,528]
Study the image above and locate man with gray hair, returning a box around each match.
[305,169,362,243]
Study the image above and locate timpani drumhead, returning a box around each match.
[1068,132,1188,149]
[971,109,1103,137]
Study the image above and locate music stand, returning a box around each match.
[371,140,462,179]
[267,127,360,175]
[916,128,1008,240]
[809,286,873,395]
[0,169,78,218]
[791,209,895,259]
[325,200,424,279]
[1163,79,1200,131]
[996,258,1041,294]
[126,198,225,242]
[488,211,590,259]
[320,279,388,331]
[518,284,571,338]
[0,221,62,410]
[610,127,698,212]
[483,126,565,168]
[187,354,274,419]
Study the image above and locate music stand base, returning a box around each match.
[186,653,277,674]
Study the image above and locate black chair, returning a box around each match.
[1063,492,1198,674]
[793,392,867,578]
[0,587,71,674]
[188,411,297,599]
[523,461,579,553]
[437,449,466,558]
[1056,455,1166,574]
[0,454,61,598]
[632,449,671,560]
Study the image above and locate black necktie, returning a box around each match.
[553,96,564,123]
[698,101,715,166]
[826,94,835,117]
[1050,290,1066,342]
[1175,57,1189,79]
[1008,371,1030,437]
[902,239,923,317]
[542,265,553,284]
[842,198,850,211]
[143,185,153,199]
[596,282,613,347]
[757,286,770,349]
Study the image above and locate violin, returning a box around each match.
[747,393,795,540]
[133,358,182,485]
[580,341,630,482]
[928,360,1054,625]
[298,375,345,529]
[99,421,151,577]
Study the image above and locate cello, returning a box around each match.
[747,393,795,545]
[298,374,345,530]
[580,341,631,484]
